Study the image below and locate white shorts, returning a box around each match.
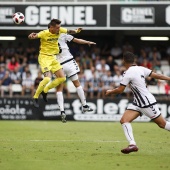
[61,59,80,78]
[127,103,161,120]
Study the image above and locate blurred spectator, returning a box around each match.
[0,55,6,67]
[149,47,161,69]
[34,71,43,89]
[22,65,31,80]
[96,58,110,73]
[0,70,13,97]
[106,55,119,73]
[0,43,4,56]
[21,71,34,96]
[165,81,170,95]
[10,67,22,84]
[140,58,152,69]
[26,43,37,64]
[7,56,20,71]
[113,70,123,87]
[87,73,103,98]
[110,43,122,59]
[101,70,114,98]
[82,55,93,70]
[0,65,6,83]
[5,42,15,59]
[15,42,26,64]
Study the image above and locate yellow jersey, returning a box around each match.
[38,27,67,55]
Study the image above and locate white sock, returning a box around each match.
[76,86,86,106]
[56,92,64,112]
[122,123,136,145]
[165,121,170,130]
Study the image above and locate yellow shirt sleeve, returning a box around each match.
[60,27,68,33]
[38,30,46,38]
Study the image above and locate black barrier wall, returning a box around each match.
[0,98,170,121]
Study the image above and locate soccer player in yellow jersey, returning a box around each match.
[28,19,82,108]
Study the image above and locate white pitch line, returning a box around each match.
[29,139,125,143]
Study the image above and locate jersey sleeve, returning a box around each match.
[140,66,152,78]
[37,30,46,38]
[60,27,68,34]
[120,71,131,86]
[65,34,74,42]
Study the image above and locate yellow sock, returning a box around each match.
[33,77,51,98]
[44,77,66,93]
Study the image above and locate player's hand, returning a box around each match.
[28,32,36,39]
[105,90,113,96]
[88,41,96,46]
[76,28,82,33]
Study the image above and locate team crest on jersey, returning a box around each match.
[44,67,49,71]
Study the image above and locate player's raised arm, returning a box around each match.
[73,38,96,46]
[28,32,38,39]
[150,72,170,81]
[105,85,126,96]
[68,28,82,34]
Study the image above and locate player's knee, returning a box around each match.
[120,117,126,124]
[44,77,51,83]
[59,77,66,83]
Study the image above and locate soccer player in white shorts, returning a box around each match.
[56,33,96,122]
[106,51,170,154]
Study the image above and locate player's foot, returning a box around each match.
[121,145,139,154]
[32,98,39,108]
[61,111,67,123]
[41,91,48,102]
[82,105,93,113]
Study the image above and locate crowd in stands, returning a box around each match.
[0,41,170,99]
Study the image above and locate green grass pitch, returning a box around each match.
[0,121,169,170]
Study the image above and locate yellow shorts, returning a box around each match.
[38,54,62,73]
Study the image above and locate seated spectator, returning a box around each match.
[140,58,152,69]
[87,73,103,98]
[26,43,37,64]
[110,43,122,59]
[165,81,170,96]
[10,67,22,84]
[15,42,26,64]
[0,55,6,66]
[7,56,20,72]
[4,42,15,59]
[22,65,30,80]
[0,65,6,82]
[106,55,119,73]
[0,70,13,97]
[21,71,34,96]
[149,47,161,69]
[101,70,114,98]
[96,58,110,71]
[113,70,123,87]
[34,71,43,89]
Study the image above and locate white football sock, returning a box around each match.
[165,121,170,130]
[56,92,64,112]
[122,123,136,145]
[76,86,86,106]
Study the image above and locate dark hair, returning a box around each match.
[123,51,135,64]
[48,19,61,27]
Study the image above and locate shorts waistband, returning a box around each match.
[60,58,74,65]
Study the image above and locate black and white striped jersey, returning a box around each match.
[56,33,74,63]
[120,65,157,108]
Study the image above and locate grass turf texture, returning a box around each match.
[0,121,169,170]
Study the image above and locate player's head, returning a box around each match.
[48,19,61,34]
[123,51,135,65]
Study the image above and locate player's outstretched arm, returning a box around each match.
[105,85,126,96]
[73,38,96,46]
[68,28,82,34]
[150,72,170,81]
[28,33,38,39]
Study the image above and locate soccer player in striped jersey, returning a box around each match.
[56,33,96,122]
[106,51,170,154]
[28,19,82,108]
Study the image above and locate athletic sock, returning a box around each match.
[44,77,66,93]
[56,92,64,112]
[165,121,170,130]
[122,122,136,145]
[76,86,87,106]
[33,77,51,98]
